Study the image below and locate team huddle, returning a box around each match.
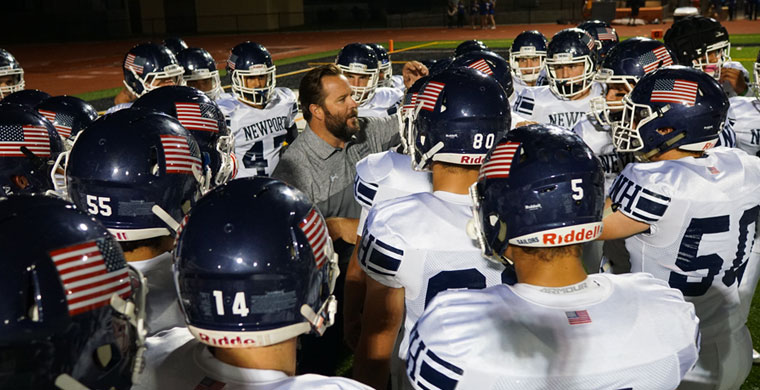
[0,14,759,390]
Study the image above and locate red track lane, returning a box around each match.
[5,20,759,97]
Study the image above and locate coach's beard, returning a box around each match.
[325,107,360,142]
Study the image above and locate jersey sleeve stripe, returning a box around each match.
[358,233,403,277]
[609,173,671,224]
[354,178,378,208]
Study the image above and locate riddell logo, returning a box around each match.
[542,224,602,245]
[198,332,257,347]
[460,155,484,164]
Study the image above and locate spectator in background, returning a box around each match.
[487,0,496,29]
[627,0,642,24]
[457,1,466,27]
[470,0,480,29]
[447,3,457,28]
[480,0,488,28]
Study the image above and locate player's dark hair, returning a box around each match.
[299,64,342,122]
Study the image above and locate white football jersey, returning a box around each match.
[129,252,185,336]
[104,102,132,115]
[609,146,760,341]
[359,87,404,118]
[512,68,548,96]
[217,87,298,178]
[390,74,405,91]
[572,115,632,194]
[512,83,603,129]
[727,96,760,156]
[406,273,700,390]
[359,191,508,359]
[133,327,372,390]
[354,150,432,236]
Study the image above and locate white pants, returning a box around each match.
[679,326,752,390]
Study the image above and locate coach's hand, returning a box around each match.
[403,61,429,89]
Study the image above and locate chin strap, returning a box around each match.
[414,141,445,171]
[54,374,90,390]
[152,205,180,233]
[110,265,149,383]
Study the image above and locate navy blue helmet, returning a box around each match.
[174,177,338,347]
[176,47,223,100]
[428,56,454,76]
[367,43,394,88]
[664,16,730,79]
[335,43,380,105]
[400,75,431,154]
[451,50,514,98]
[577,20,619,59]
[546,28,599,99]
[469,124,604,262]
[227,42,276,107]
[162,37,188,55]
[36,95,98,147]
[0,48,24,98]
[591,37,675,126]
[0,195,146,390]
[0,104,63,196]
[133,86,235,189]
[613,66,729,161]
[65,108,203,242]
[122,43,185,98]
[509,30,548,84]
[1,89,51,108]
[411,67,511,170]
[454,40,489,57]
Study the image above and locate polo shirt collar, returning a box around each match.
[303,123,342,160]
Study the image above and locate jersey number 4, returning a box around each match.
[242,134,287,176]
[669,206,759,296]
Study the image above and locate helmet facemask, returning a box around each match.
[0,67,24,98]
[693,40,730,79]
[379,61,393,88]
[125,64,185,98]
[231,64,276,107]
[590,69,637,127]
[184,69,223,101]
[546,53,596,99]
[337,63,379,105]
[509,46,546,84]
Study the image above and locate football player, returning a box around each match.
[0,48,24,99]
[513,28,604,129]
[64,108,203,336]
[509,30,548,94]
[1,89,51,108]
[665,15,750,97]
[0,195,147,390]
[162,36,188,55]
[368,42,405,91]
[601,66,760,389]
[577,19,619,61]
[0,104,63,196]
[133,86,236,190]
[353,67,511,390]
[725,51,760,157]
[406,124,699,389]
[108,43,185,114]
[36,95,99,149]
[132,177,371,390]
[176,47,224,101]
[336,43,404,118]
[217,41,298,178]
[453,39,489,57]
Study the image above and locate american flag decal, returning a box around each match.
[583,33,596,50]
[124,53,144,75]
[639,46,673,74]
[175,102,219,132]
[597,27,616,41]
[160,134,202,175]
[0,124,51,157]
[566,310,592,325]
[479,142,520,180]
[417,81,445,112]
[650,79,698,106]
[299,208,329,268]
[38,109,74,138]
[402,92,418,115]
[50,238,131,316]
[467,58,494,76]
[227,54,238,70]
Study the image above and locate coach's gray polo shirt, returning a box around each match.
[272,115,400,219]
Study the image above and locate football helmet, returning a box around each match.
[0,48,24,99]
[545,28,599,99]
[399,75,430,154]
[577,20,619,59]
[613,66,729,161]
[454,40,489,57]
[0,194,147,390]
[367,43,393,88]
[451,50,514,98]
[509,30,548,84]
[754,50,759,99]
[411,67,510,171]
[36,95,99,148]
[227,41,276,107]
[335,43,380,105]
[122,43,185,98]
[590,37,675,126]
[0,104,64,196]
[174,177,339,348]
[427,56,454,76]
[469,124,604,263]
[65,108,203,241]
[1,89,51,108]
[133,86,235,189]
[176,47,223,100]
[664,16,730,79]
[162,37,188,55]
